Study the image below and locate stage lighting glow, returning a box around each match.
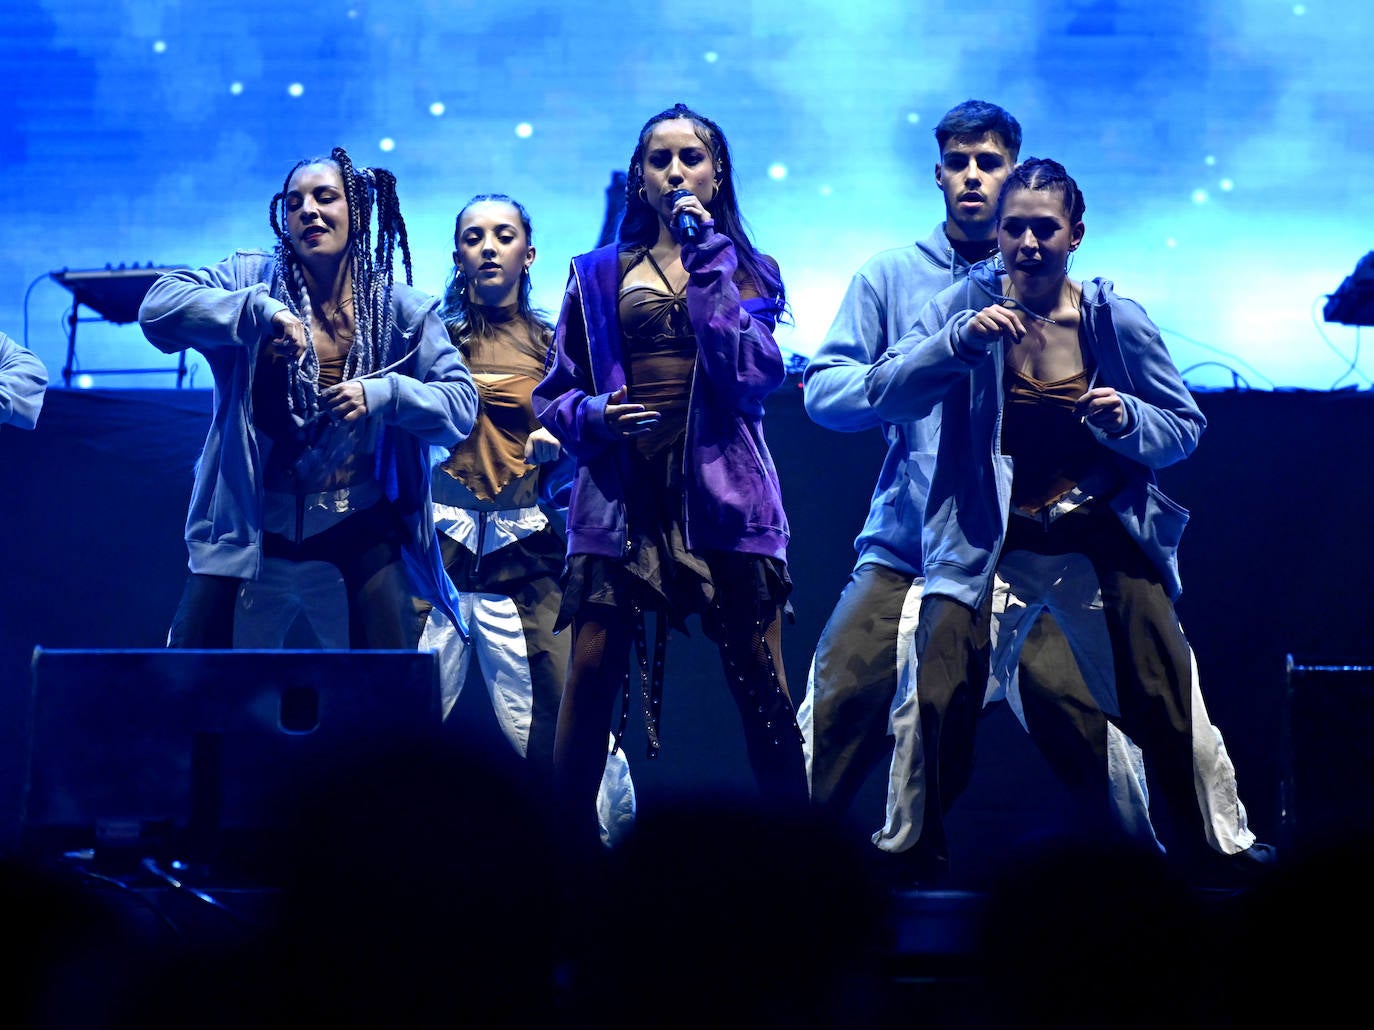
[6,0,1371,394]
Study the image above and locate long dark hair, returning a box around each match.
[438,193,551,340]
[619,103,787,320]
[267,146,414,419]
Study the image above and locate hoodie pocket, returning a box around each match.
[1142,481,1190,553]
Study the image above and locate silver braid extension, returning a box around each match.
[287,261,322,419]
[363,165,385,376]
[342,156,376,380]
[366,168,402,376]
[269,251,303,417]
[348,248,372,381]
[303,149,414,385]
[372,246,398,370]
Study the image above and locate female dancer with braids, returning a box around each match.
[140,146,477,649]
[534,103,808,850]
[416,194,635,843]
[864,157,1271,881]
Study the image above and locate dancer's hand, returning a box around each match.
[960,303,1026,349]
[605,386,661,437]
[525,426,563,464]
[267,310,308,363]
[322,380,369,422]
[1075,387,1125,432]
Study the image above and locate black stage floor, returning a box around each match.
[7,829,1368,1030]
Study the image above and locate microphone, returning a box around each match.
[668,188,700,243]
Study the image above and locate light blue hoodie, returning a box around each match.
[864,262,1205,608]
[0,331,48,430]
[801,224,981,576]
[139,249,478,620]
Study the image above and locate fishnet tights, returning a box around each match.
[553,604,807,847]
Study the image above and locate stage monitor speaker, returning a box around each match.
[20,647,441,880]
[1281,656,1374,855]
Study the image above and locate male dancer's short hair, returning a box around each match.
[934,99,1023,160]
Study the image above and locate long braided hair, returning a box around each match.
[267,146,415,420]
[619,103,788,322]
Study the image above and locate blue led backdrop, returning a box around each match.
[4,0,1372,392]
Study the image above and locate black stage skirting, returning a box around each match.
[3,383,1372,868]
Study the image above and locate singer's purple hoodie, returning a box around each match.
[533,230,790,563]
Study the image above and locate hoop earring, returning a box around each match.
[638,187,647,203]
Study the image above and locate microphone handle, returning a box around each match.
[669,189,700,242]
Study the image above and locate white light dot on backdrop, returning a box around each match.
[1219,179,1234,192]
[906,112,920,124]
[379,138,395,153]
[704,51,719,63]
[1167,238,1178,248]
[152,40,166,54]
[76,374,94,390]
[229,82,243,95]
[1204,155,1216,166]
[1293,4,1306,14]
[515,122,533,138]
[288,82,304,98]
[430,102,445,117]
[1191,189,1209,204]
[819,184,832,196]
[768,163,787,180]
